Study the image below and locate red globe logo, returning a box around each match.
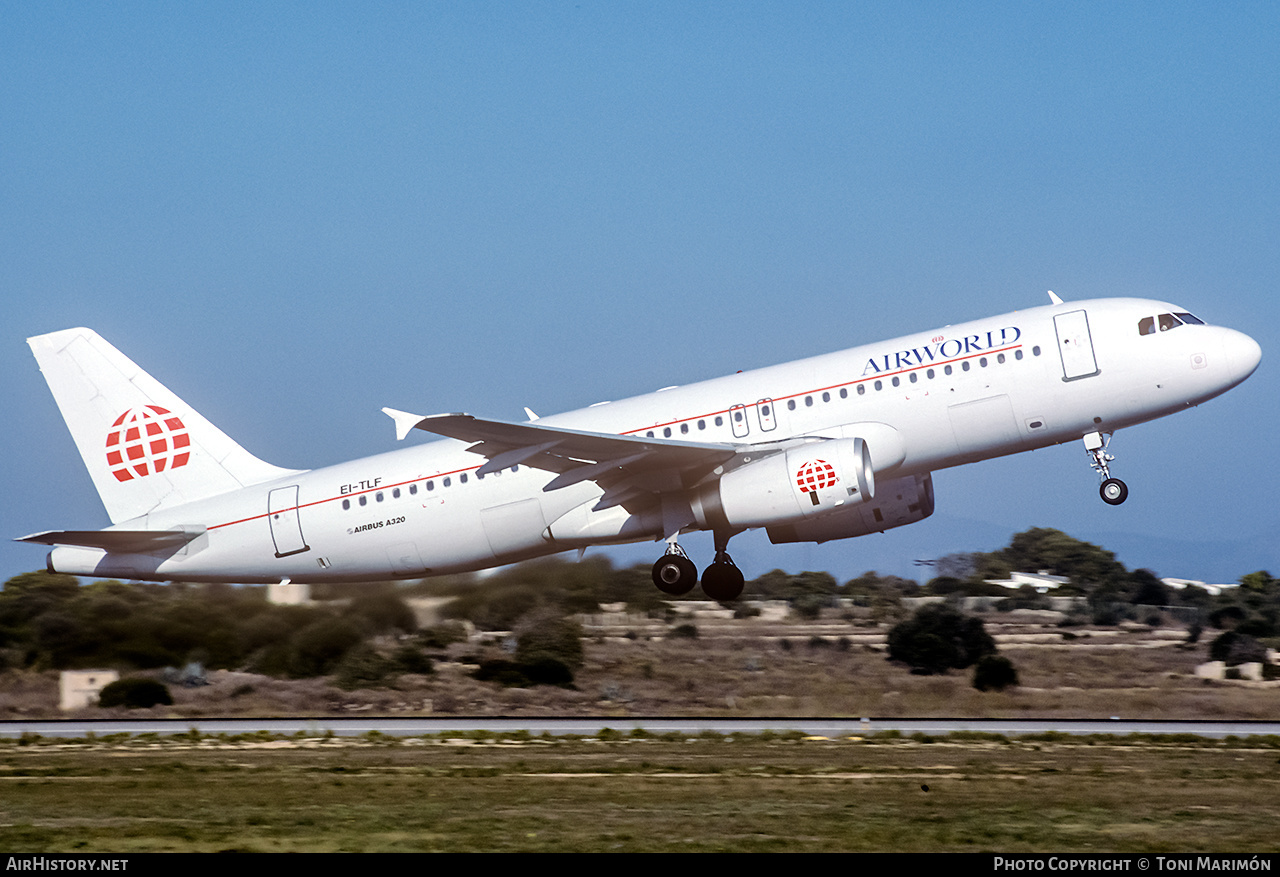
[105,406,191,482]
[795,458,838,493]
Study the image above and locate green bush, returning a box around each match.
[973,655,1020,691]
[98,677,173,709]
[515,617,583,670]
[1209,631,1267,666]
[472,654,575,688]
[887,604,997,675]
[333,643,399,690]
[519,656,574,686]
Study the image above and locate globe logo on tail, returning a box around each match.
[105,406,191,482]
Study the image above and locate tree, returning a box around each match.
[974,528,1128,590]
[346,592,417,634]
[887,605,997,675]
[1129,569,1170,605]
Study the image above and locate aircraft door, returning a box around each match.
[268,485,310,557]
[730,404,750,438]
[756,398,777,432]
[1054,310,1100,381]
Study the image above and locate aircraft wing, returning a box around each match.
[382,409,793,506]
[17,528,204,553]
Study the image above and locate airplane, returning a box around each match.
[18,293,1262,601]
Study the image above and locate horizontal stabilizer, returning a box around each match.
[17,528,204,553]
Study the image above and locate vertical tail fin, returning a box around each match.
[28,328,302,524]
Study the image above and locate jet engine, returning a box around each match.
[766,472,934,544]
[691,437,876,531]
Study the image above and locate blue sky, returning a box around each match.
[3,2,1277,585]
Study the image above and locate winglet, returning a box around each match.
[1047,290,1063,305]
[523,407,539,422]
[382,407,426,441]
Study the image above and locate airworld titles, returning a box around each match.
[862,327,1022,376]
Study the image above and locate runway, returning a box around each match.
[3,716,1278,739]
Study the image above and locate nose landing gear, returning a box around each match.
[1084,431,1128,505]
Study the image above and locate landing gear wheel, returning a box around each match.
[652,555,697,595]
[1100,478,1128,506]
[700,555,745,601]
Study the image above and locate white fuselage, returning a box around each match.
[46,297,1261,583]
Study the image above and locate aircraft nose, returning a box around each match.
[1222,328,1262,384]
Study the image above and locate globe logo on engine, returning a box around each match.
[105,405,191,482]
[795,458,838,493]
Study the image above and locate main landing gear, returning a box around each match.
[1084,431,1128,506]
[651,533,746,601]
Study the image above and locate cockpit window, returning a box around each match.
[1139,312,1203,336]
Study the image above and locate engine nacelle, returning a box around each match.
[766,472,934,544]
[691,437,875,531]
